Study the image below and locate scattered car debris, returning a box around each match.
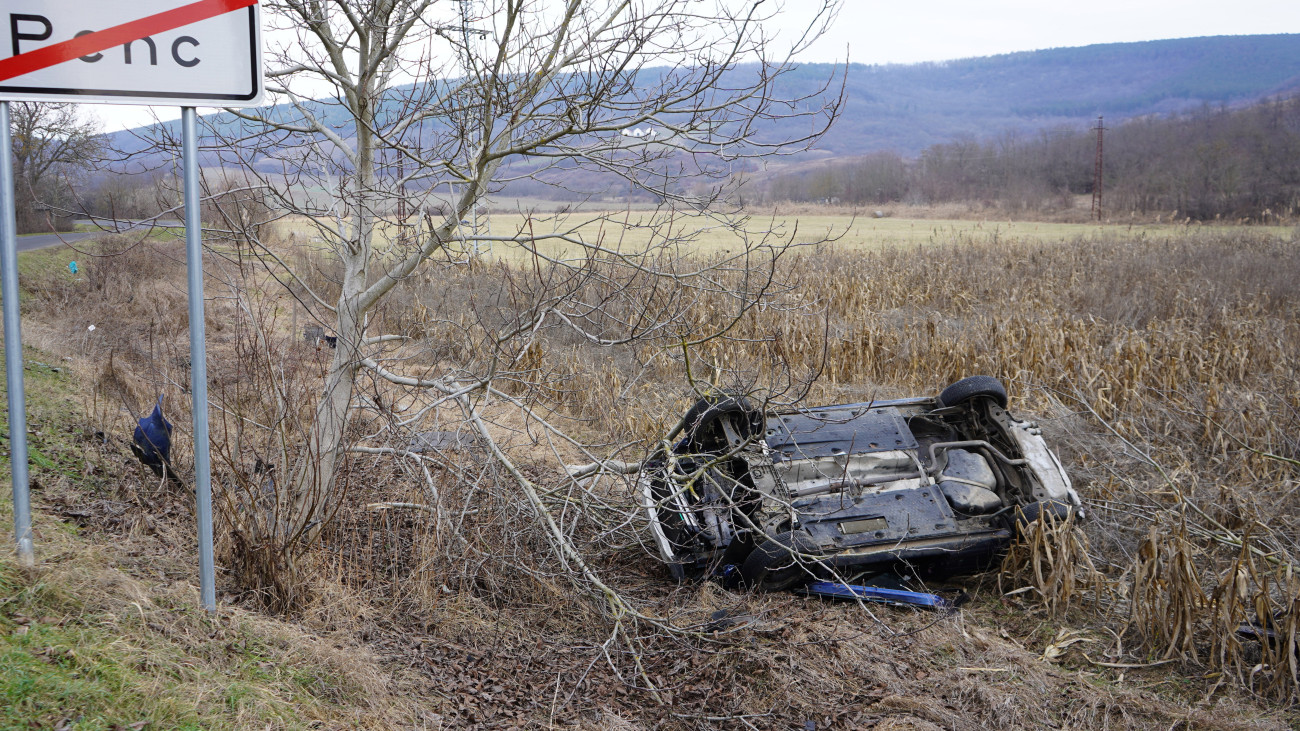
[131,396,180,485]
[797,581,952,610]
[699,609,751,633]
[303,325,337,348]
[640,376,1084,592]
[1237,613,1295,649]
[24,360,61,373]
[408,430,479,453]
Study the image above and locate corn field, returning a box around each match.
[32,224,1300,710]
[355,227,1300,700]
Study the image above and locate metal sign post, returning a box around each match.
[0,100,32,568]
[182,106,215,610]
[0,0,261,610]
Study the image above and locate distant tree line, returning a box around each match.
[762,95,1300,221]
[45,93,1300,224]
[8,103,102,233]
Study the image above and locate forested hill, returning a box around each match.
[782,34,1300,155]
[107,34,1300,168]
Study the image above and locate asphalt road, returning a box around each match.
[14,220,176,252]
[15,230,99,252]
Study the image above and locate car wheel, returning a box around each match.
[739,531,821,591]
[937,375,1008,409]
[679,392,764,451]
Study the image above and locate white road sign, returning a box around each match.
[0,0,261,107]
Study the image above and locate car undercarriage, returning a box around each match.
[640,376,1083,591]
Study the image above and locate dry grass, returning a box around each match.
[386,228,1300,457]
[0,343,437,729]
[13,218,1300,725]
[271,209,1294,263]
[325,223,1300,710]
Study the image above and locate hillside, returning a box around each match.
[791,33,1300,154]
[111,33,1300,158]
[756,94,1300,220]
[107,34,1300,168]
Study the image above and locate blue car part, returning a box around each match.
[132,396,176,482]
[798,581,951,610]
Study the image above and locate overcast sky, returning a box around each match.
[88,0,1300,132]
[791,0,1300,65]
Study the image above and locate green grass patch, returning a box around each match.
[0,554,348,730]
[17,244,77,282]
[0,346,92,487]
[0,483,406,729]
[0,594,202,730]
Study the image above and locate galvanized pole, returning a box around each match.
[182,107,216,611]
[0,101,33,568]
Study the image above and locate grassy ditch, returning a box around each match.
[0,334,431,729]
[0,547,381,730]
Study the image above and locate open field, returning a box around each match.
[3,216,1299,728]
[272,210,1296,264]
[767,214,1294,248]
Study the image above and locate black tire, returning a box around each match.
[739,531,821,591]
[1013,500,1073,535]
[937,375,1008,409]
[678,393,764,452]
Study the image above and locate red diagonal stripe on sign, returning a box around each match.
[0,0,258,81]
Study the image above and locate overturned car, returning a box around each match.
[640,376,1083,591]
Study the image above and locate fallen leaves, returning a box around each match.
[1041,628,1093,663]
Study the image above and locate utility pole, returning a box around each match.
[458,0,488,253]
[397,155,406,220]
[1091,116,1106,221]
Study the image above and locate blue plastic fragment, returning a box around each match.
[68,261,77,274]
[719,564,741,588]
[799,581,950,610]
[132,396,174,476]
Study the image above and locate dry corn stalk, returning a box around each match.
[1205,527,1300,701]
[1127,519,1206,662]
[1000,506,1106,618]
[1208,541,1250,679]
[1239,534,1300,702]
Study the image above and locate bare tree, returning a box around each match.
[9,102,102,233]
[137,0,841,608]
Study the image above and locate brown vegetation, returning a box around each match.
[12,222,1300,727]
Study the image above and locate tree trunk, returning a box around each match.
[286,92,377,552]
